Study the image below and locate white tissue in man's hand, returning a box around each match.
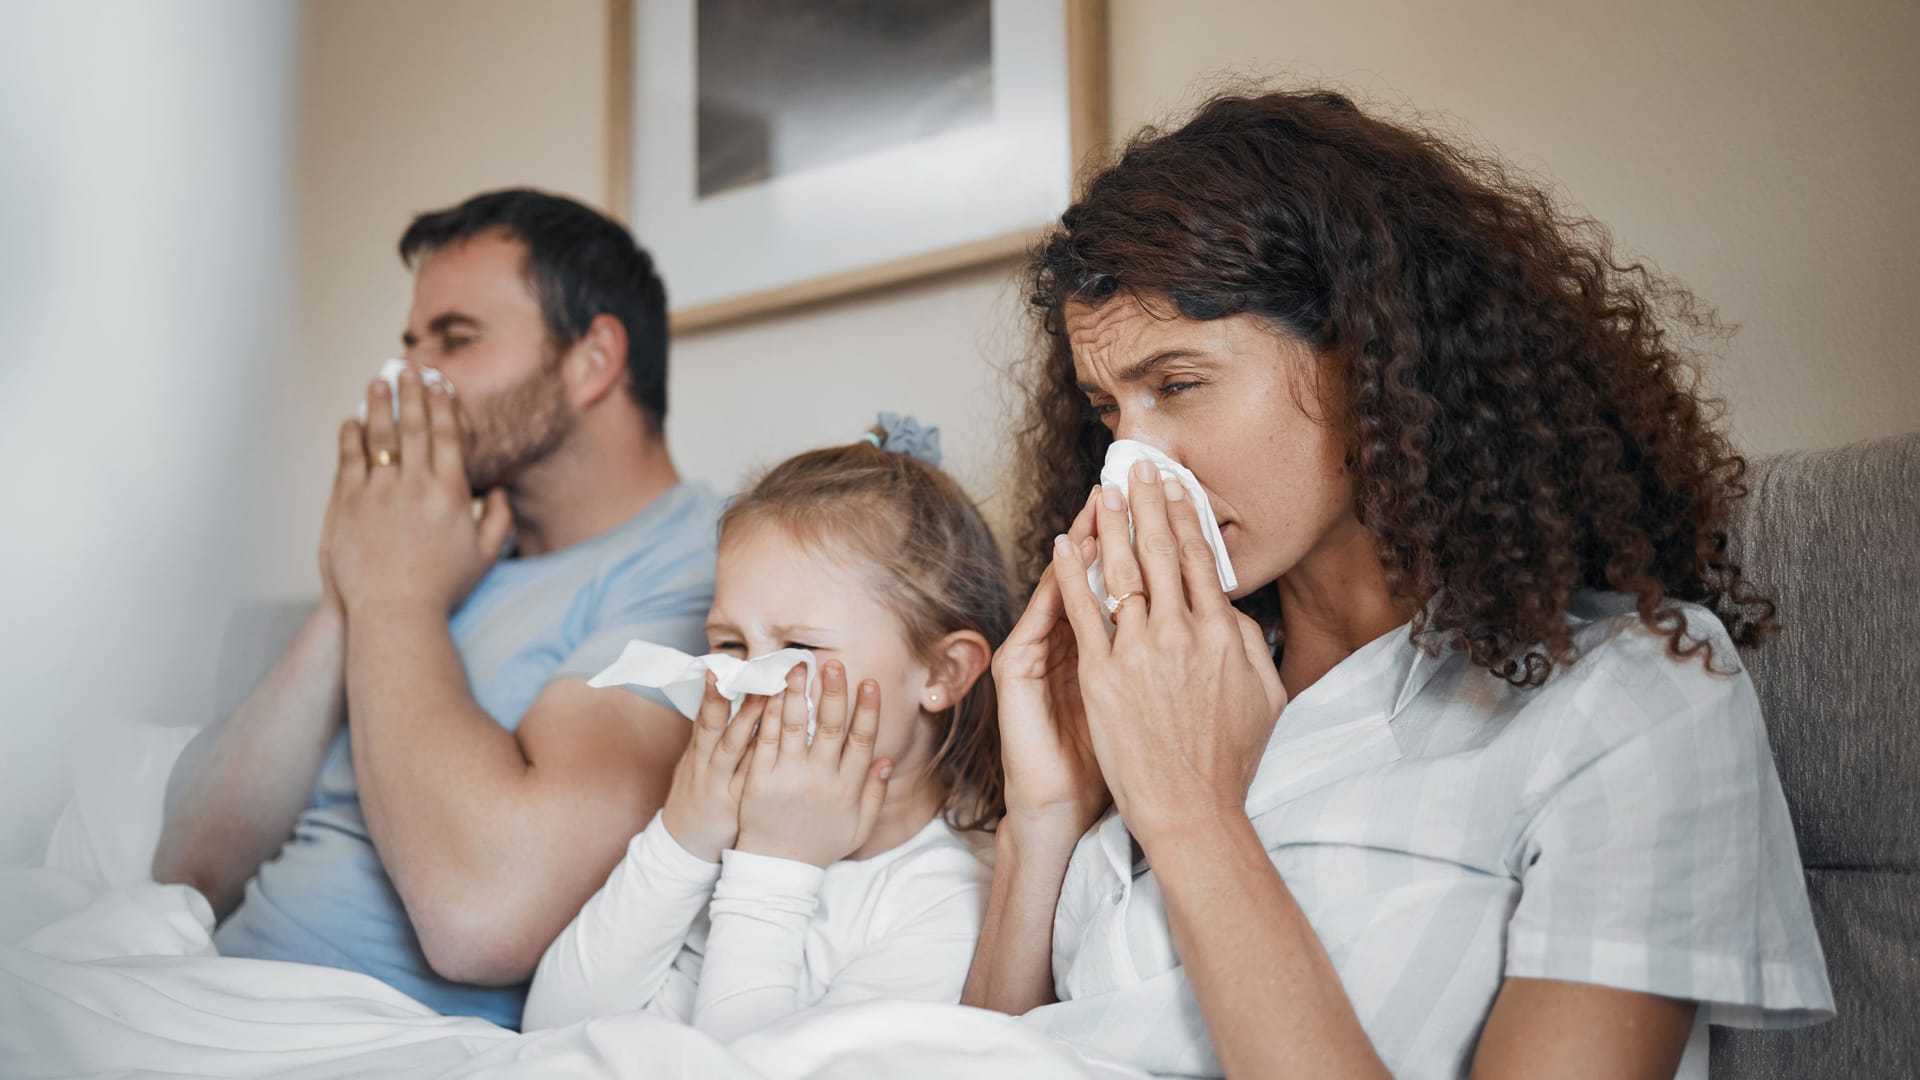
[1087,440,1238,617]
[587,640,818,734]
[352,358,451,421]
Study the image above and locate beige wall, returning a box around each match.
[262,0,1920,598]
[1103,0,1920,456]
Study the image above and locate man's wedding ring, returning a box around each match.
[1104,591,1144,617]
[372,449,398,468]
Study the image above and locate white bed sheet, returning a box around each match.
[0,723,1146,1080]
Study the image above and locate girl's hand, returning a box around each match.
[660,674,763,861]
[1052,462,1288,846]
[736,661,891,868]
[992,489,1110,839]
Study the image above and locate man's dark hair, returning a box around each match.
[399,188,669,429]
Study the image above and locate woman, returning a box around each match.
[961,90,1832,1079]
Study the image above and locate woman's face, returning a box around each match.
[1065,295,1356,598]
[705,521,938,772]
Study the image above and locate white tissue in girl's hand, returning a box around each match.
[1087,440,1238,616]
[352,358,450,421]
[587,640,819,734]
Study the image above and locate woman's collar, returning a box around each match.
[1238,599,1455,817]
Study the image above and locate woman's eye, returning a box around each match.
[712,641,746,654]
[784,641,823,652]
[1160,381,1199,397]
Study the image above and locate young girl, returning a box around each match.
[522,417,1012,1041]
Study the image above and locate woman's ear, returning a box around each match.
[564,312,630,409]
[921,629,991,713]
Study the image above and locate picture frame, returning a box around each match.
[606,0,1108,333]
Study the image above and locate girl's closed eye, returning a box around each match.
[707,640,824,655]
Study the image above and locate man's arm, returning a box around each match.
[345,602,689,986]
[152,601,347,917]
[155,405,379,915]
[326,367,692,985]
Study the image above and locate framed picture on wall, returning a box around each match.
[606,0,1108,332]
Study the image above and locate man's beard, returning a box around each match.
[460,354,573,495]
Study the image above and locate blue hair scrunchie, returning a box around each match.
[864,412,942,468]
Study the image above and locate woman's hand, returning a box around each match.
[660,674,763,861]
[992,489,1110,840]
[1052,461,1288,844]
[735,662,891,868]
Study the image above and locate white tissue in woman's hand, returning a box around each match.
[1086,440,1238,617]
[352,358,450,421]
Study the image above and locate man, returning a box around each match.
[153,189,717,1029]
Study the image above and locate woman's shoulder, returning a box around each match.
[1514,590,1752,709]
[1562,589,1742,667]
[1498,590,1765,790]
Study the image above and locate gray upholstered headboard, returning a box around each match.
[1712,432,1920,1080]
[212,599,318,724]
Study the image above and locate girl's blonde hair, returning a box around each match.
[721,427,1013,830]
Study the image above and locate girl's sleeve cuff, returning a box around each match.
[639,812,725,886]
[715,849,827,905]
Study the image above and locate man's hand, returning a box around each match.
[328,367,511,616]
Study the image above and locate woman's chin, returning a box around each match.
[1227,581,1274,601]
[1219,525,1257,597]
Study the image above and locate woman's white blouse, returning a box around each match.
[1024,593,1833,1080]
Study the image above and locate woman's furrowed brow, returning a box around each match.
[1075,349,1203,392]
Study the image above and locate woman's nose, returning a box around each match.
[1112,408,1175,455]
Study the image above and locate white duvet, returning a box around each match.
[0,723,1145,1080]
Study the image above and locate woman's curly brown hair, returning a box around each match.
[1011,88,1775,687]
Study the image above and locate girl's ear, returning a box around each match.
[921,629,991,712]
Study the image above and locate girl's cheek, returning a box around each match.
[873,705,917,756]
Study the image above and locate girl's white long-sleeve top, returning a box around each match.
[522,811,989,1042]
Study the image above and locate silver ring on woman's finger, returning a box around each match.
[1104,590,1146,617]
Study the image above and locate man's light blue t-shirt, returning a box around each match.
[214,483,722,1029]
